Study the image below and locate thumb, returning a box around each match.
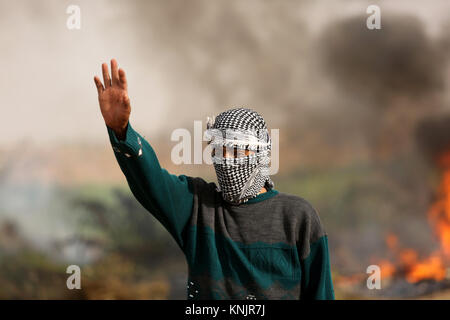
[94,76,104,95]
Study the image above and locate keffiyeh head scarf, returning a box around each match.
[204,107,274,205]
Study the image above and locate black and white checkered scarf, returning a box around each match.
[204,108,274,205]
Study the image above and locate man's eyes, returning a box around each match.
[211,147,250,158]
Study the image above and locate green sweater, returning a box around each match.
[107,122,335,300]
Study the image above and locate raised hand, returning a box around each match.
[94,59,131,140]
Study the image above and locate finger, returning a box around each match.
[118,68,128,90]
[102,63,111,88]
[123,93,131,108]
[111,59,120,86]
[93,76,104,95]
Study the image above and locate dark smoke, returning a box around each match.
[313,14,450,160]
[416,116,450,160]
[128,0,310,120]
[318,14,446,105]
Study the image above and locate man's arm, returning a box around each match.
[300,235,335,300]
[297,204,335,300]
[94,59,194,252]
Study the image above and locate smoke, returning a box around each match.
[1,0,449,148]
[309,10,450,268]
[127,0,311,126]
[416,116,450,160]
[318,14,446,105]
[309,13,450,160]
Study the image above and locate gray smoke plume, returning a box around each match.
[318,14,446,105]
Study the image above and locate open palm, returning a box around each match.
[94,59,131,140]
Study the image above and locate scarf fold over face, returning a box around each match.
[204,108,274,205]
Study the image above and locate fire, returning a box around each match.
[428,162,450,257]
[428,151,450,261]
[399,249,418,267]
[376,151,450,283]
[386,233,399,251]
[378,260,396,278]
[406,253,446,283]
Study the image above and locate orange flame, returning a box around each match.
[406,253,446,283]
[386,234,399,251]
[378,260,396,278]
[375,151,450,283]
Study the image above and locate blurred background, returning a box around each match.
[1,0,450,299]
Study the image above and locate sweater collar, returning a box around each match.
[243,188,279,204]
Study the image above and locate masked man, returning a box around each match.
[94,59,335,300]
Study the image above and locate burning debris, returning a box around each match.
[378,233,450,284]
[336,115,450,298]
[377,116,450,289]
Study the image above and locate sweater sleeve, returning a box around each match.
[300,235,335,300]
[298,204,335,300]
[106,121,194,252]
